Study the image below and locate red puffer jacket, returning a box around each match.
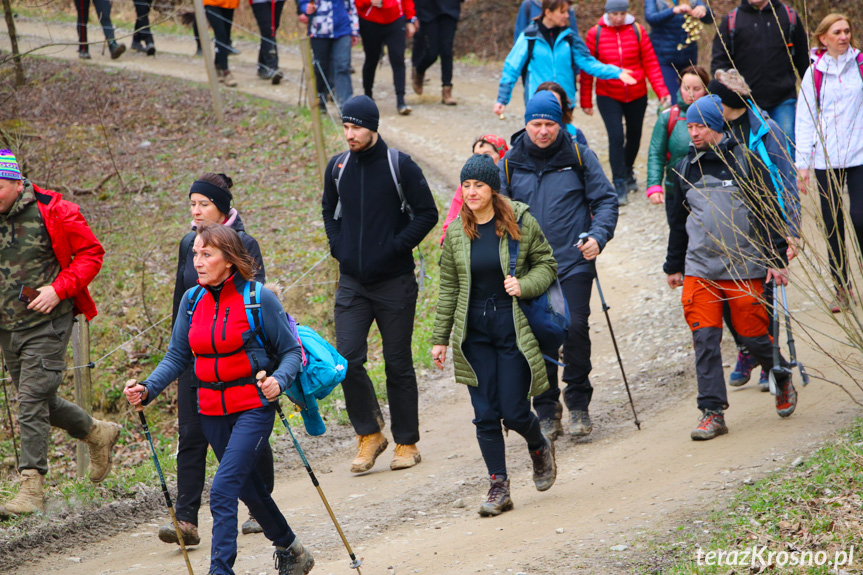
[355,0,415,24]
[580,14,669,108]
[34,185,104,320]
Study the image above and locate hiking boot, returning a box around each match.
[613,179,628,206]
[478,475,513,517]
[84,418,121,483]
[242,515,263,534]
[0,469,44,517]
[78,49,91,60]
[690,409,728,441]
[441,85,457,105]
[397,103,412,116]
[412,66,424,94]
[569,410,593,437]
[529,435,557,492]
[539,417,563,441]
[272,70,285,85]
[131,39,147,53]
[144,41,156,56]
[729,351,758,387]
[625,169,638,193]
[108,40,126,60]
[158,520,201,546]
[758,369,770,392]
[391,443,421,470]
[217,69,238,87]
[775,377,797,418]
[274,538,315,575]
[350,431,388,473]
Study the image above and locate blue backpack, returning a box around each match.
[186,282,347,436]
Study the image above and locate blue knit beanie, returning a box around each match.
[460,154,500,191]
[687,95,725,133]
[524,91,562,125]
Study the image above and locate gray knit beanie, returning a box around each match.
[460,154,500,191]
[605,0,629,12]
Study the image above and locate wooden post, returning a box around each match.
[192,0,225,123]
[297,22,327,185]
[72,317,93,480]
[1,0,26,86]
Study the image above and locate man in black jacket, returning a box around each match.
[500,92,618,441]
[710,0,809,147]
[322,95,438,474]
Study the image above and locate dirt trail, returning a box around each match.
[3,19,861,574]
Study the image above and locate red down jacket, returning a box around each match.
[580,14,669,108]
[355,0,415,24]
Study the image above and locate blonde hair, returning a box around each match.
[714,69,752,97]
[812,13,855,51]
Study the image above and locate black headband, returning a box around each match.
[189,179,232,216]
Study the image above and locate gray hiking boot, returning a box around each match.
[690,409,728,441]
[569,410,593,437]
[529,435,557,492]
[242,515,263,534]
[478,475,513,517]
[539,417,563,441]
[158,520,201,546]
[274,538,315,575]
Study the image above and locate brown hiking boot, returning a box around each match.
[390,443,421,470]
[478,475,513,517]
[158,520,201,546]
[242,514,263,534]
[412,66,424,94]
[441,85,457,105]
[84,419,121,483]
[0,469,44,517]
[350,431,388,473]
[529,435,557,491]
[690,409,728,441]
[274,538,315,575]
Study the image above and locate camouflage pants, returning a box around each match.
[0,312,93,475]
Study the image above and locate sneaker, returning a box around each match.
[391,443,421,470]
[690,409,728,441]
[272,70,284,85]
[145,41,156,56]
[539,417,563,441]
[758,369,769,392]
[625,174,638,193]
[569,410,593,437]
[529,435,557,492]
[350,431,388,473]
[158,520,201,546]
[108,40,126,60]
[78,49,91,60]
[217,69,237,87]
[729,351,758,387]
[397,103,412,116]
[775,376,797,418]
[478,475,513,517]
[131,39,147,53]
[274,538,315,575]
[241,515,263,534]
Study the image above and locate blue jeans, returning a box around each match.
[659,62,681,105]
[200,406,294,575]
[762,98,797,149]
[311,35,354,110]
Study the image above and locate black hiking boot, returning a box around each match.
[529,435,557,492]
[569,410,593,437]
[690,409,728,441]
[274,538,315,575]
[478,474,513,517]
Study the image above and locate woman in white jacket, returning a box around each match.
[795,13,863,312]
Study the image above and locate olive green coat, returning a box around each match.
[432,200,558,397]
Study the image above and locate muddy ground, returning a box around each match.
[1,18,861,575]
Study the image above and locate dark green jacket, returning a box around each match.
[647,95,692,197]
[432,200,557,397]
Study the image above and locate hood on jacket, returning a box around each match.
[600,13,636,27]
[190,207,243,231]
[811,46,861,75]
[523,20,573,44]
[739,0,779,12]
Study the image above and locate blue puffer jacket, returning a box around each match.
[497,22,621,107]
[500,130,618,280]
[298,0,358,39]
[643,0,713,66]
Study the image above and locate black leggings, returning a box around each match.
[415,15,457,87]
[133,0,154,44]
[75,0,115,47]
[596,95,648,182]
[205,5,234,71]
[359,17,407,104]
[815,166,863,289]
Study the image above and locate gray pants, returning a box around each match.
[0,312,93,475]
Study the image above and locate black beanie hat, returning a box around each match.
[460,154,501,191]
[189,175,233,216]
[341,95,380,132]
[707,79,748,110]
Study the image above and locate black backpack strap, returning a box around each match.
[332,151,350,220]
[507,215,524,276]
[522,37,536,82]
[246,282,278,359]
[176,231,196,294]
[387,148,412,220]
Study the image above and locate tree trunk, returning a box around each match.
[2,0,26,86]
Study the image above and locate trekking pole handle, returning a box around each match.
[125,379,144,412]
[575,232,589,248]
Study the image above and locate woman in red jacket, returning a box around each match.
[356,0,417,115]
[580,0,670,205]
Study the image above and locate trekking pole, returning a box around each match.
[124,380,195,575]
[778,284,811,386]
[767,283,792,395]
[576,233,641,430]
[256,371,363,573]
[0,366,19,468]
